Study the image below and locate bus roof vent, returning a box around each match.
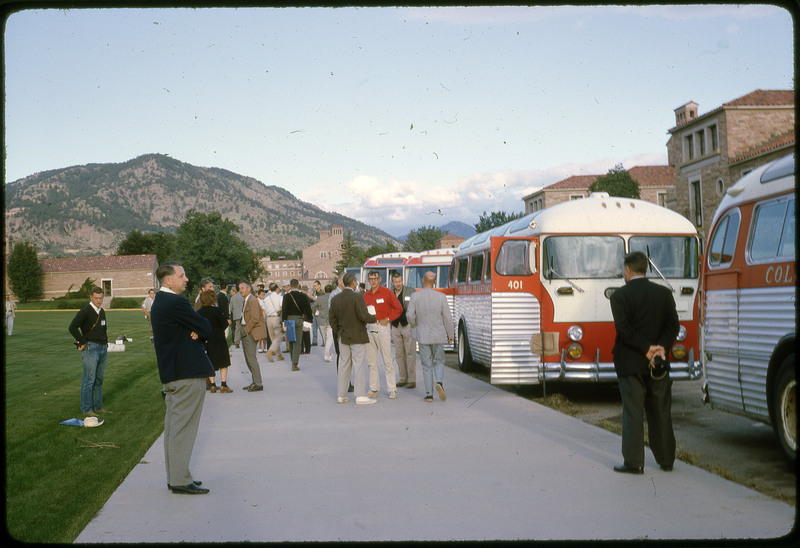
[589,192,610,198]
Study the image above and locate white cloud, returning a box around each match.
[302,152,668,237]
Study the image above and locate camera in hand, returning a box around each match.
[650,355,670,379]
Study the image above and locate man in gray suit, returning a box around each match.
[407,271,454,402]
[329,273,376,404]
[229,284,245,348]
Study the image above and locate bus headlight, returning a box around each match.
[567,325,584,342]
[567,343,583,359]
[672,344,686,360]
[676,326,687,342]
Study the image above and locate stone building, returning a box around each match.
[301,225,343,283]
[435,233,466,249]
[666,89,794,242]
[522,165,675,214]
[256,256,303,288]
[39,254,158,303]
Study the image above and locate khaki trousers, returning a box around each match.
[366,323,397,393]
[392,323,416,383]
[266,316,284,357]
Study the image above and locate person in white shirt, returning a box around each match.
[264,283,285,362]
[142,289,156,342]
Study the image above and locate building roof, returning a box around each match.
[723,89,795,108]
[535,165,674,193]
[731,129,795,164]
[41,254,157,273]
[669,89,794,131]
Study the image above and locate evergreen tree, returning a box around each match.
[335,231,366,274]
[7,241,44,302]
[403,225,446,252]
[475,210,524,233]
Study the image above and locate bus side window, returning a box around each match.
[485,251,491,281]
[469,253,484,283]
[749,197,794,263]
[495,240,531,276]
[457,257,469,284]
[779,198,795,258]
[708,210,740,267]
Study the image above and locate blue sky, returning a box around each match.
[4,5,793,237]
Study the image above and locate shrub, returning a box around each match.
[109,297,141,309]
[53,298,89,309]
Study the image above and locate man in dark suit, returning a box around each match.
[610,251,680,474]
[151,261,215,494]
[329,273,376,404]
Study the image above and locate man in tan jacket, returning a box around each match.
[239,281,267,392]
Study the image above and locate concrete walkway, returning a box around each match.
[76,343,795,542]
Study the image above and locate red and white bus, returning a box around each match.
[700,153,795,464]
[361,251,418,286]
[451,192,702,385]
[404,248,455,290]
[405,247,457,350]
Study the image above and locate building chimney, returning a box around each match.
[674,101,699,126]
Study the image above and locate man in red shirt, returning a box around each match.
[363,270,403,399]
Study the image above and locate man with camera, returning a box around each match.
[610,251,679,475]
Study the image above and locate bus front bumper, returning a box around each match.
[539,348,702,383]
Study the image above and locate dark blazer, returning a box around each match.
[216,291,230,322]
[610,277,680,377]
[329,288,376,346]
[197,305,231,370]
[151,290,215,384]
[391,284,415,327]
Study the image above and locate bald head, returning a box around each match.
[422,271,436,288]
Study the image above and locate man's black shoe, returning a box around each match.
[168,480,202,488]
[348,383,354,392]
[660,464,674,472]
[243,383,255,391]
[613,464,644,475]
[247,384,264,392]
[169,483,209,494]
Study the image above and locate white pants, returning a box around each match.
[323,325,334,361]
[338,343,367,397]
[366,323,397,393]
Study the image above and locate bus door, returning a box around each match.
[489,236,542,384]
[704,208,744,412]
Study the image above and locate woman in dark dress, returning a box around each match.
[197,289,232,393]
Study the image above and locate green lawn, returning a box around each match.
[5,310,165,543]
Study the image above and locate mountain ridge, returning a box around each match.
[4,153,402,257]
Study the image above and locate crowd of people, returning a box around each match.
[60,250,679,494]
[149,270,456,405]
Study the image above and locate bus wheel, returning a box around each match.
[457,324,475,372]
[772,355,796,467]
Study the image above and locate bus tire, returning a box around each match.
[772,355,796,467]
[457,324,475,372]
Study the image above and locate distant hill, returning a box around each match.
[396,221,476,243]
[438,221,476,239]
[4,154,402,257]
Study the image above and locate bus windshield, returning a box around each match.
[406,266,451,289]
[543,236,624,279]
[629,236,699,278]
